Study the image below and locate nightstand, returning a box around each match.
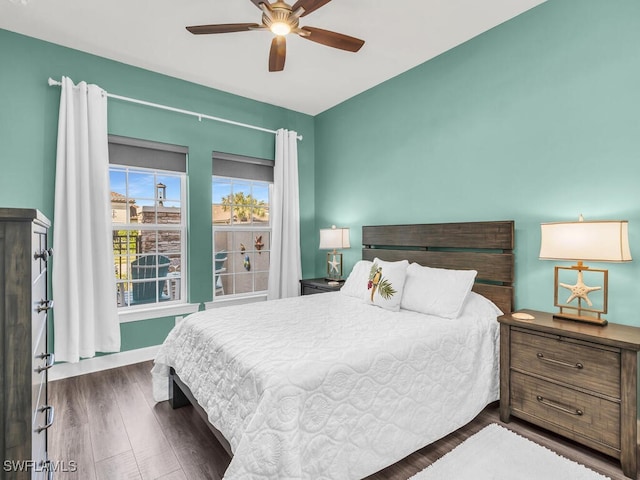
[499,310,640,478]
[300,277,343,296]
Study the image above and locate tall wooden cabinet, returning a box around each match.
[1,208,54,479]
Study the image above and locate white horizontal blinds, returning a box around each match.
[109,135,187,172]
[212,151,273,182]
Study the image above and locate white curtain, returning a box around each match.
[268,129,302,299]
[52,76,121,363]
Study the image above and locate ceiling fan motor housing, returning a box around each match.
[263,1,299,33]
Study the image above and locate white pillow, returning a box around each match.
[364,258,409,312]
[461,291,504,318]
[401,263,477,318]
[340,260,373,298]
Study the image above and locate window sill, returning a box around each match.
[204,293,267,310]
[118,302,200,323]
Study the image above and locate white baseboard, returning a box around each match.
[49,345,160,381]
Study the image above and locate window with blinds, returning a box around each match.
[212,151,273,298]
[108,135,187,308]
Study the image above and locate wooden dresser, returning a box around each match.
[499,310,640,479]
[1,208,54,479]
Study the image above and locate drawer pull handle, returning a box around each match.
[37,299,54,313]
[536,352,583,370]
[536,395,584,416]
[35,352,55,373]
[34,248,53,261]
[35,405,55,433]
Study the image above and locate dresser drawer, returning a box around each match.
[31,227,49,283]
[511,329,620,398]
[32,403,51,475]
[511,370,620,449]
[32,320,47,417]
[32,269,48,350]
[302,284,324,295]
[32,308,47,357]
[32,367,51,479]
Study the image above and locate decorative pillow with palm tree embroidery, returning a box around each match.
[364,258,409,311]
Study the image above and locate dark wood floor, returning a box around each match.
[49,361,637,480]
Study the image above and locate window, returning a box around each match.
[212,152,273,298]
[109,136,187,308]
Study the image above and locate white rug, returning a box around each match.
[410,423,611,480]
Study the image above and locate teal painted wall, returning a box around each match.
[314,0,640,325]
[0,29,315,351]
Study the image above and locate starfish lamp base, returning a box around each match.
[553,311,608,326]
[325,250,344,282]
[553,264,609,328]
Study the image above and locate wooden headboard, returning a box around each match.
[362,221,515,314]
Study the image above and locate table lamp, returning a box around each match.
[319,225,350,283]
[539,215,631,326]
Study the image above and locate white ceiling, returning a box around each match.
[1,0,545,115]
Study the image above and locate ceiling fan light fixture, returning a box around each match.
[186,0,366,72]
[270,21,291,36]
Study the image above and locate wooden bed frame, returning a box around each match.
[169,220,515,458]
[362,220,515,314]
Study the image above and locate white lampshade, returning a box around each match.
[540,220,631,262]
[319,226,350,250]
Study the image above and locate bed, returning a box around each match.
[152,221,515,479]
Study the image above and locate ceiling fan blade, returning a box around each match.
[249,0,270,10]
[186,23,260,35]
[269,36,286,72]
[299,26,364,52]
[291,0,332,17]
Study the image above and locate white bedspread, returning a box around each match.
[152,292,500,479]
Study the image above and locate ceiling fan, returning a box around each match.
[186,0,365,72]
